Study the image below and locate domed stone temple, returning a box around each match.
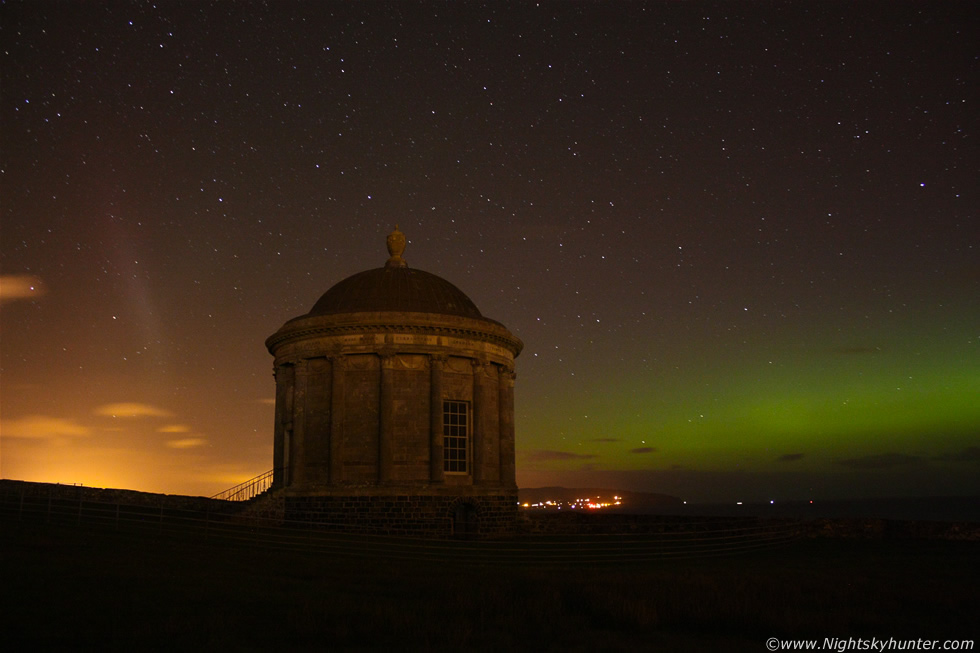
[265,228,523,536]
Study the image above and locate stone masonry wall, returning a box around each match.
[285,493,518,537]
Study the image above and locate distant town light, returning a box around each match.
[520,494,627,511]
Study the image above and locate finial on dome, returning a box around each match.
[385,225,407,268]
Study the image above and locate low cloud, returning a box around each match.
[166,438,207,449]
[527,449,598,462]
[0,274,45,303]
[0,415,90,439]
[836,453,924,470]
[629,447,656,454]
[157,424,191,433]
[95,403,173,418]
[777,453,805,462]
[590,437,619,443]
[934,446,980,463]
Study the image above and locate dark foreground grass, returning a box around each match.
[2,521,976,652]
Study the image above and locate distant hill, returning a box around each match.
[519,486,683,509]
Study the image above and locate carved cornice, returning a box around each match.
[266,319,523,357]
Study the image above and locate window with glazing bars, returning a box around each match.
[443,400,469,473]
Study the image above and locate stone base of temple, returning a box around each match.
[283,490,518,537]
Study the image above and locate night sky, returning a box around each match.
[2,1,977,503]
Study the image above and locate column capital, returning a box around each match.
[471,357,493,376]
[379,349,397,364]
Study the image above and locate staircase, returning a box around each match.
[211,470,285,526]
[211,469,277,502]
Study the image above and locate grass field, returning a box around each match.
[2,520,976,652]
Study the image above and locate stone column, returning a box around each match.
[273,363,294,488]
[471,358,489,483]
[305,357,331,486]
[379,352,395,483]
[429,354,446,483]
[498,366,517,488]
[291,359,308,488]
[329,354,346,485]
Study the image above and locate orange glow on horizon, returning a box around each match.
[1,436,268,498]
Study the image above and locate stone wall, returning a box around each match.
[11,479,971,541]
[285,492,519,537]
[230,489,285,525]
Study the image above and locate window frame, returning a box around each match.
[442,399,470,474]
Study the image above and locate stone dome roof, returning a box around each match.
[306,227,483,319]
[308,265,483,318]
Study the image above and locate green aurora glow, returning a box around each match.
[518,319,978,478]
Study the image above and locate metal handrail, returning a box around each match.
[211,469,277,502]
